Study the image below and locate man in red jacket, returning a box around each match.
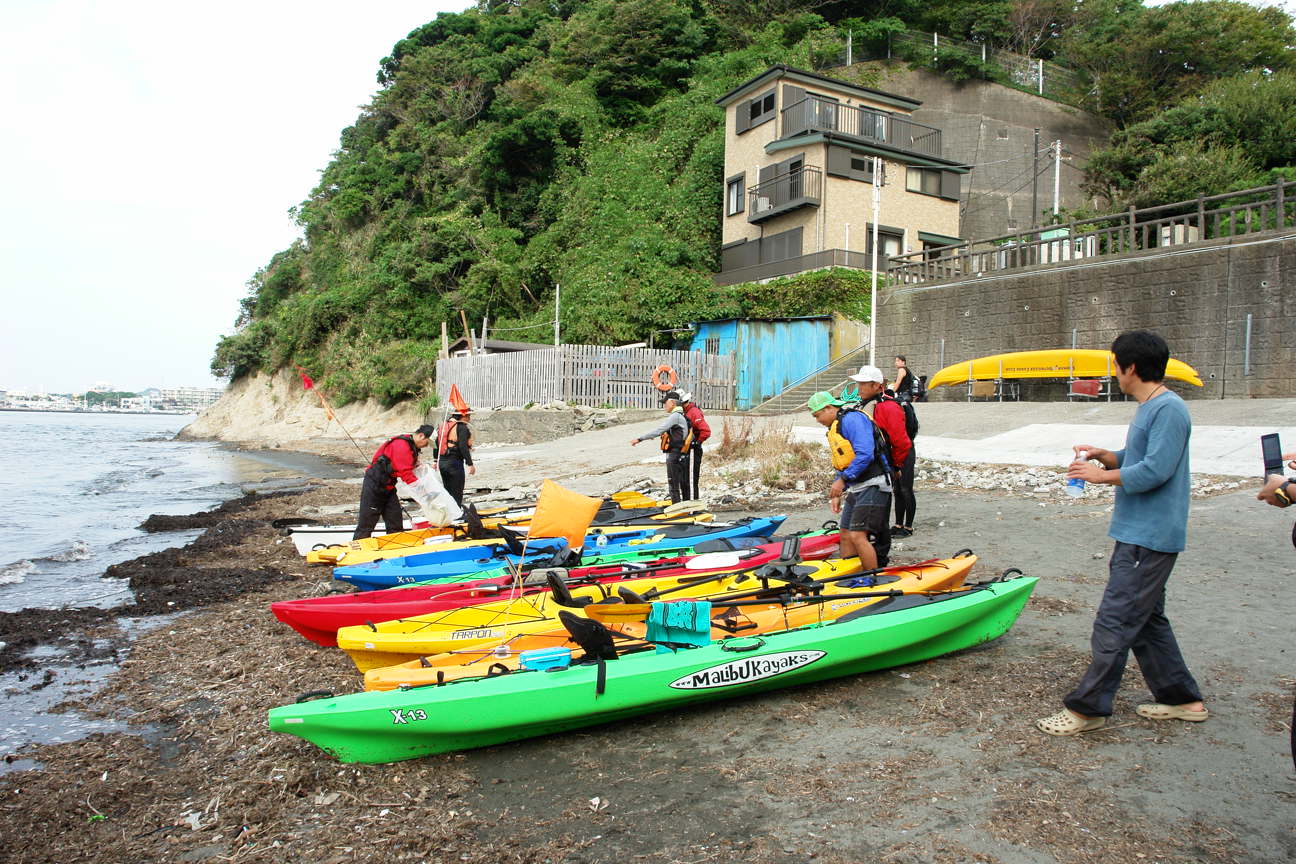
[848,366,911,530]
[673,390,711,501]
[352,424,434,540]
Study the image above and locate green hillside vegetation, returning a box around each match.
[214,0,1295,406]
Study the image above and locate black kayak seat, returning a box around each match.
[546,571,592,608]
[558,610,619,661]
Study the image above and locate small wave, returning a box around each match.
[47,540,92,563]
[0,560,36,585]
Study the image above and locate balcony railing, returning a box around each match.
[748,165,822,223]
[781,95,943,159]
[888,180,1296,286]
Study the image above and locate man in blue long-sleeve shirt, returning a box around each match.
[1037,330,1207,736]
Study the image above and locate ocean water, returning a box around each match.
[0,410,347,613]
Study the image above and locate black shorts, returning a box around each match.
[840,485,890,535]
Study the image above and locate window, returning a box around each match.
[866,226,904,259]
[907,167,942,196]
[725,173,745,216]
[746,90,775,130]
[826,146,876,183]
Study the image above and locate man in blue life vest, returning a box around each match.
[352,424,434,540]
[809,387,892,569]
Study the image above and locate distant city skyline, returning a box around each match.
[0,1,470,395]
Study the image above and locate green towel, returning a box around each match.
[646,600,712,651]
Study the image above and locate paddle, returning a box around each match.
[584,588,916,623]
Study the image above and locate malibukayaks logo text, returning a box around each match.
[668,650,826,690]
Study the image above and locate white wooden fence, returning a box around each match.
[437,344,736,410]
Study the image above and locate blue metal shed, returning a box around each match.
[689,316,831,409]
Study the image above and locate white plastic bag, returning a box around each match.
[396,464,463,527]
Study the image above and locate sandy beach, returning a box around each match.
[1,401,1293,863]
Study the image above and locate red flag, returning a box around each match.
[447,384,470,415]
[295,365,315,390]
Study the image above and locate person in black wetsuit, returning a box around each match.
[435,410,475,505]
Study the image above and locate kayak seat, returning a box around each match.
[617,586,648,604]
[546,571,592,608]
[462,504,490,540]
[558,611,619,661]
[500,527,527,556]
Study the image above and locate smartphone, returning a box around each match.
[1261,433,1284,478]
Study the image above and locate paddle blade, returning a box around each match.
[682,551,743,571]
[584,603,652,623]
[529,479,602,550]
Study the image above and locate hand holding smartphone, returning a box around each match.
[1261,433,1284,478]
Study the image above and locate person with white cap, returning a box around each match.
[848,364,914,538]
[676,390,710,500]
[808,384,893,569]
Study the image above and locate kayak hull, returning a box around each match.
[271,532,841,647]
[927,348,1202,389]
[361,552,977,689]
[269,575,1036,764]
[331,516,787,591]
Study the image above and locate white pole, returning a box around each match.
[1038,58,1044,94]
[553,283,561,347]
[481,316,488,353]
[869,156,881,366]
[844,222,850,255]
[1052,139,1062,216]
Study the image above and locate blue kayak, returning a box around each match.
[332,516,787,591]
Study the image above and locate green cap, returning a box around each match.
[807,391,844,413]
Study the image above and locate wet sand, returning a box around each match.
[0,461,1293,862]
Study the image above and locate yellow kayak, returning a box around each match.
[361,553,978,689]
[302,490,669,564]
[311,511,715,567]
[927,349,1202,389]
[336,557,874,672]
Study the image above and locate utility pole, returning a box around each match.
[1031,128,1040,227]
[1052,139,1062,218]
[553,283,561,347]
[869,155,881,366]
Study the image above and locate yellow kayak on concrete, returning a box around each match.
[927,348,1202,389]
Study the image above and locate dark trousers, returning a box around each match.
[893,449,916,528]
[665,451,688,504]
[685,442,703,500]
[1064,541,1202,717]
[353,476,402,540]
[439,456,466,506]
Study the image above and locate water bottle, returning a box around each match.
[595,533,609,548]
[1065,450,1088,498]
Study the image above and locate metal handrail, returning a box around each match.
[781,95,943,159]
[889,180,1296,285]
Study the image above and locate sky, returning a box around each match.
[0,0,470,394]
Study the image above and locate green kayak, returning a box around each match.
[269,575,1037,764]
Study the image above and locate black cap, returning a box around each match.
[661,390,681,404]
[415,424,435,437]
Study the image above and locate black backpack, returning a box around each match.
[902,401,919,438]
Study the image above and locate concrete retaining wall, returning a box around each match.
[877,231,1296,400]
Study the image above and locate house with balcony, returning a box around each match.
[714,65,967,286]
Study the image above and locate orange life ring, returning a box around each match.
[652,365,678,392]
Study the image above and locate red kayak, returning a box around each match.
[270,533,840,646]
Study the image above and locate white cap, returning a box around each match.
[849,364,885,383]
[677,390,693,403]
